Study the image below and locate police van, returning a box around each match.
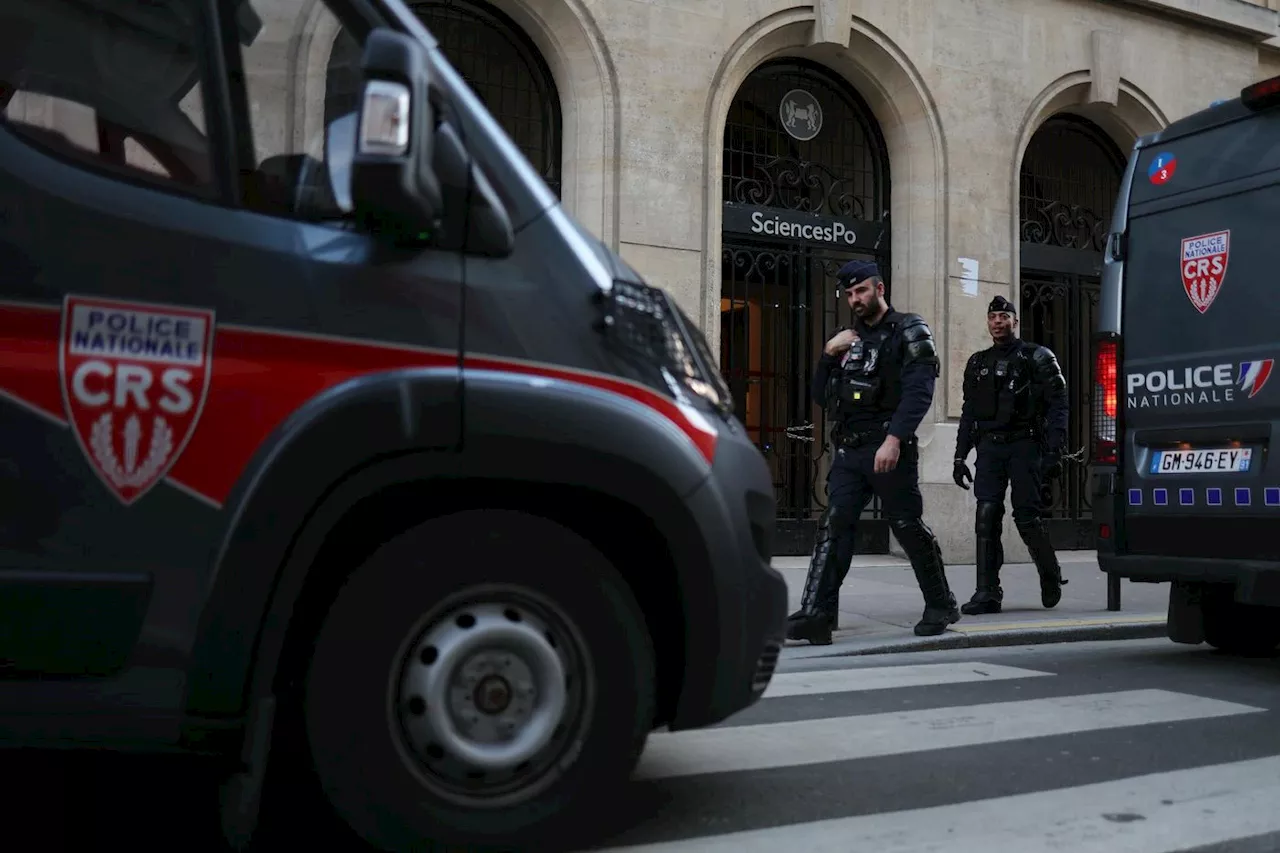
[0,0,788,848]
[1094,75,1280,656]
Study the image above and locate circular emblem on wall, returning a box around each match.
[779,89,823,142]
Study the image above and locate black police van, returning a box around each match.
[0,0,788,848]
[1094,74,1280,656]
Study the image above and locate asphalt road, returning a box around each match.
[590,638,1280,852]
[4,638,1280,852]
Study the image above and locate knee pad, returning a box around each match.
[890,516,936,545]
[975,501,1004,537]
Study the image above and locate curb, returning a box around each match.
[783,618,1169,659]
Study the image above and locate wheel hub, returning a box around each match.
[392,596,588,805]
[449,651,538,743]
[476,675,511,714]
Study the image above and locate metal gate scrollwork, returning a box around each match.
[1019,115,1125,550]
[719,59,892,556]
[728,155,875,219]
[1020,200,1109,253]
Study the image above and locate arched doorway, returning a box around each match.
[719,58,891,555]
[1018,114,1125,550]
[403,0,563,196]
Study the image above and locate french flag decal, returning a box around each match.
[1238,359,1275,399]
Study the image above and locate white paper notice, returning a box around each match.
[957,257,979,297]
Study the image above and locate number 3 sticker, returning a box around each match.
[1148,152,1177,186]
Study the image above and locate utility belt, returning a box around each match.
[833,420,893,449]
[978,426,1039,445]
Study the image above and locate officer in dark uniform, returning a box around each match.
[786,260,960,646]
[952,295,1070,615]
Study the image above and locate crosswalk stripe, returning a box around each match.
[634,689,1264,781]
[601,754,1280,852]
[762,661,1051,698]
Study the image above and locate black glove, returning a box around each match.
[953,459,972,490]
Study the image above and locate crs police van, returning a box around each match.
[0,0,788,848]
[1094,75,1280,657]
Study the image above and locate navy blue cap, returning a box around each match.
[987,295,1016,315]
[836,260,879,285]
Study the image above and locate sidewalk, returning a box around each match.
[774,551,1169,660]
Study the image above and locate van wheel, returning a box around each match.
[302,509,655,852]
[1202,594,1280,656]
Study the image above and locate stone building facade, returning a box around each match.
[393,0,1275,564]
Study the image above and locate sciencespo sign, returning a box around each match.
[722,203,884,251]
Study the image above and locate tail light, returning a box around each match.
[1242,74,1280,111]
[1093,337,1119,464]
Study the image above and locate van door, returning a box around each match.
[223,0,465,432]
[1120,110,1280,561]
[189,0,466,722]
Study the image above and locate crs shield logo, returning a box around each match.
[1180,230,1229,314]
[59,296,215,505]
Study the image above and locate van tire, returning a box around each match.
[302,509,655,852]
[1202,592,1280,656]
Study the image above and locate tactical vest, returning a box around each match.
[965,343,1036,427]
[827,317,902,419]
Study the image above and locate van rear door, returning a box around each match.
[1120,97,1280,561]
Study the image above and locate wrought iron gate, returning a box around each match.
[719,59,891,555]
[1019,270,1100,549]
[1019,115,1124,549]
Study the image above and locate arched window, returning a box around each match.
[723,60,889,225]
[409,0,563,197]
[1020,115,1125,254]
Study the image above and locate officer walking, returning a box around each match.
[952,295,1069,615]
[787,260,960,646]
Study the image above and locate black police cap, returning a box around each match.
[987,295,1017,315]
[836,259,879,285]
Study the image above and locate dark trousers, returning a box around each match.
[789,433,958,642]
[963,434,1065,613]
[974,434,1046,521]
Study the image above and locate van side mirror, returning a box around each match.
[349,28,442,240]
[325,108,514,258]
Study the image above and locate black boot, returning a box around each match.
[786,506,852,645]
[785,608,838,639]
[891,518,960,637]
[962,501,1004,615]
[1016,516,1068,608]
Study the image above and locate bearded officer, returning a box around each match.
[786,260,960,646]
[952,294,1069,615]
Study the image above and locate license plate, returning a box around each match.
[1150,447,1253,474]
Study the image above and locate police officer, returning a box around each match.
[952,295,1069,615]
[786,260,960,646]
